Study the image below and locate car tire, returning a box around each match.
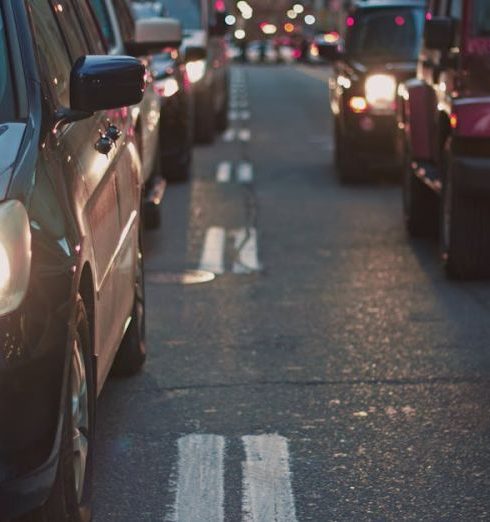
[21,296,95,522]
[164,150,193,184]
[441,155,490,279]
[194,88,216,144]
[337,133,361,184]
[111,234,146,376]
[402,149,438,238]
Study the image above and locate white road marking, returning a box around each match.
[240,111,251,121]
[239,129,251,142]
[233,228,260,274]
[242,434,298,522]
[229,110,238,121]
[223,129,237,142]
[170,434,225,522]
[237,162,253,183]
[200,227,225,274]
[216,161,232,183]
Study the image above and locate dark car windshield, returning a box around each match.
[0,8,15,123]
[346,7,424,62]
[473,0,490,36]
[157,0,202,30]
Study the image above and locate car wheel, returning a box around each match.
[337,133,360,184]
[194,88,216,144]
[441,155,490,279]
[111,235,146,376]
[402,146,438,238]
[21,296,94,522]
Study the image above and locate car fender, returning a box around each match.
[452,97,490,139]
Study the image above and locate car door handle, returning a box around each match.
[95,134,114,156]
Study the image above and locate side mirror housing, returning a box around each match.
[317,43,342,62]
[424,17,455,51]
[185,46,207,63]
[127,18,183,55]
[70,55,145,113]
[210,11,228,37]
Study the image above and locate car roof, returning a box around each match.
[353,0,426,8]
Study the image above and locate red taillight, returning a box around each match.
[346,16,355,27]
[450,113,458,129]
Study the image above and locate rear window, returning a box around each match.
[157,0,202,30]
[0,7,15,123]
[472,0,490,36]
[346,7,425,62]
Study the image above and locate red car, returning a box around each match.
[398,0,490,278]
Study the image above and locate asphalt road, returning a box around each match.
[93,65,490,521]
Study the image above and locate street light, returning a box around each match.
[293,3,304,14]
[234,29,246,40]
[225,14,236,26]
[304,14,316,25]
[287,9,297,19]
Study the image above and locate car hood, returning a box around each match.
[181,29,207,52]
[0,123,26,199]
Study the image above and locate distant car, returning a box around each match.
[246,40,279,63]
[131,2,194,183]
[321,0,426,183]
[160,0,230,143]
[0,0,145,519]
[90,0,174,226]
[398,0,490,278]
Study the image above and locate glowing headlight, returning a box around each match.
[155,77,180,98]
[186,59,206,84]
[365,74,396,108]
[0,200,31,316]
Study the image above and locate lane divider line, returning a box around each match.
[169,434,225,522]
[223,129,237,142]
[216,161,232,183]
[199,227,225,274]
[237,162,253,183]
[242,434,298,522]
[233,228,261,274]
[238,129,251,142]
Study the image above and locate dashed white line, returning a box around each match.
[237,162,253,183]
[233,228,260,274]
[199,227,225,274]
[238,129,251,142]
[240,110,251,121]
[170,434,225,522]
[242,434,298,522]
[223,128,237,142]
[216,161,232,183]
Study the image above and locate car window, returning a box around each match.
[346,7,425,62]
[0,6,15,123]
[73,1,107,54]
[89,0,116,51]
[49,0,89,61]
[472,0,490,37]
[113,0,135,43]
[28,0,72,107]
[157,0,202,30]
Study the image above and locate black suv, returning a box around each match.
[321,0,426,182]
[0,1,146,519]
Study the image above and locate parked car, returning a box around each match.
[90,0,172,226]
[0,0,146,519]
[131,2,194,183]
[159,0,230,143]
[398,0,490,278]
[321,0,426,182]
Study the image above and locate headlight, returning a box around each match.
[365,74,396,109]
[186,59,206,84]
[0,200,31,316]
[155,77,180,98]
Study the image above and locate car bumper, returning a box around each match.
[0,285,71,518]
[343,113,401,169]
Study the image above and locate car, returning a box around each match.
[131,2,194,183]
[398,0,490,278]
[320,0,426,182]
[0,0,146,519]
[246,40,279,64]
[159,0,230,143]
[89,0,177,226]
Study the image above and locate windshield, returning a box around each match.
[346,7,424,62]
[156,0,202,30]
[0,8,15,123]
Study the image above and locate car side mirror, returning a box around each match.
[70,55,145,113]
[210,11,228,37]
[127,18,183,56]
[424,17,455,51]
[317,43,342,62]
[185,46,207,63]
